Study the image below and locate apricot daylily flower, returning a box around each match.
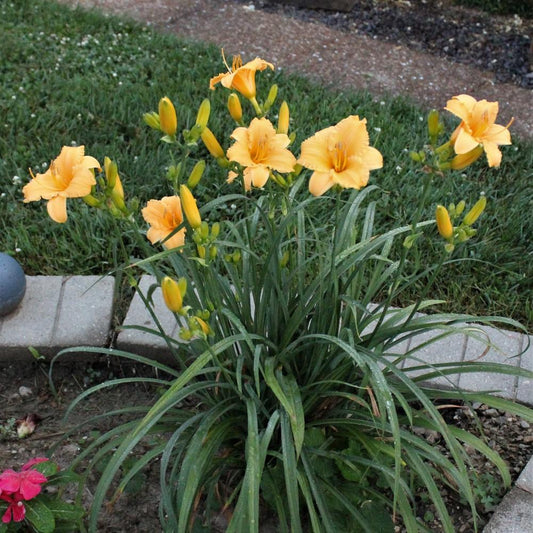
[445,94,512,168]
[141,196,186,249]
[226,117,296,191]
[210,55,274,100]
[22,146,100,223]
[298,115,383,196]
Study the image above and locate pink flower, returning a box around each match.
[0,493,25,523]
[21,458,48,471]
[0,468,47,500]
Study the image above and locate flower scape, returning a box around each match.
[21,53,532,533]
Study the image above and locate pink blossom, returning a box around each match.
[0,493,25,523]
[21,457,48,471]
[0,468,47,500]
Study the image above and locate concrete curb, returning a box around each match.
[1,275,531,531]
[0,275,114,362]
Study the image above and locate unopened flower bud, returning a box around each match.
[143,111,160,130]
[209,245,217,260]
[427,109,440,140]
[435,205,453,240]
[83,194,100,207]
[200,221,209,239]
[228,93,242,122]
[180,184,202,229]
[194,317,211,335]
[211,222,220,239]
[455,200,466,215]
[197,244,206,259]
[104,157,118,189]
[263,84,278,112]
[179,328,192,341]
[161,276,183,312]
[278,101,289,135]
[201,127,225,158]
[167,163,182,182]
[195,99,211,130]
[187,160,205,189]
[158,97,177,137]
[462,196,486,226]
[451,145,484,170]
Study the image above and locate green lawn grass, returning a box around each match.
[1,0,532,329]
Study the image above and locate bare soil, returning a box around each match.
[1,360,532,532]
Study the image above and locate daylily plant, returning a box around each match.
[24,51,531,533]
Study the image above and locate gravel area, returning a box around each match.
[59,0,532,138]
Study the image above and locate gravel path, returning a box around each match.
[59,0,532,138]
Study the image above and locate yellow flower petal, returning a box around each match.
[46,195,68,223]
[245,166,270,189]
[454,128,479,155]
[309,171,335,197]
[298,128,336,172]
[482,140,502,168]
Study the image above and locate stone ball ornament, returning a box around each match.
[0,252,26,317]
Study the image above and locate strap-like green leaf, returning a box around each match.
[264,358,305,456]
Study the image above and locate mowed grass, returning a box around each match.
[1,0,532,329]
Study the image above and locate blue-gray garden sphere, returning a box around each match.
[0,253,26,316]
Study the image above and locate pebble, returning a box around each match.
[519,420,530,429]
[18,386,33,398]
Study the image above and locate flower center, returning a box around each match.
[332,142,347,172]
[232,55,243,72]
[50,162,70,189]
[250,135,269,164]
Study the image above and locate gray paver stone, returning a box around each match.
[52,275,114,347]
[0,276,63,360]
[482,486,533,533]
[0,276,115,362]
[403,327,466,388]
[458,325,522,400]
[117,275,186,362]
[516,455,533,495]
[517,335,533,406]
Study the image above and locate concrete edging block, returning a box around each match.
[0,275,114,362]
